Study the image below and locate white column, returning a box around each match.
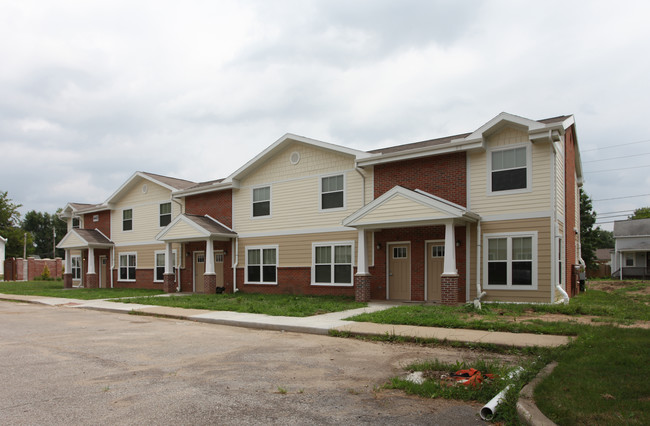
[65,249,72,273]
[87,247,95,274]
[205,238,215,274]
[356,229,368,275]
[443,221,457,275]
[165,242,173,274]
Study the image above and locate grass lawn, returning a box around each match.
[118,292,367,317]
[0,280,164,299]
[346,280,650,425]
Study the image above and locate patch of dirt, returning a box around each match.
[466,311,650,329]
[588,279,650,295]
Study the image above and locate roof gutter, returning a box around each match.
[357,139,484,167]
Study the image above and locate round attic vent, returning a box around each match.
[290,151,300,165]
[142,184,148,194]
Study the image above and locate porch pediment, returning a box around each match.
[56,229,113,250]
[343,186,479,229]
[156,214,237,242]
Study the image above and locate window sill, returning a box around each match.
[311,282,354,287]
[244,281,277,285]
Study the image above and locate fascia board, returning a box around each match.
[204,215,235,233]
[105,171,177,205]
[356,140,483,167]
[56,230,87,248]
[172,181,233,197]
[156,215,211,241]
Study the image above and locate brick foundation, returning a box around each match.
[64,273,73,289]
[204,274,217,294]
[355,274,371,302]
[85,273,98,289]
[441,275,459,305]
[163,273,176,293]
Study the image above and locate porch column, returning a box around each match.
[441,221,459,305]
[64,249,73,289]
[204,238,216,294]
[163,242,176,293]
[354,229,371,302]
[85,247,98,288]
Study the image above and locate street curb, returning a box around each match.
[517,361,558,426]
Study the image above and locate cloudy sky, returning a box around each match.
[1,0,649,231]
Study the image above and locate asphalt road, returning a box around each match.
[0,301,491,425]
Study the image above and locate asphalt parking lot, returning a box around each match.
[0,301,493,425]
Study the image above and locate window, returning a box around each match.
[159,202,172,227]
[93,214,99,223]
[246,247,277,284]
[154,251,176,282]
[122,209,133,231]
[321,174,344,209]
[71,256,81,279]
[484,233,537,289]
[72,218,80,228]
[119,253,136,281]
[491,146,528,192]
[393,247,407,259]
[431,245,445,258]
[313,243,353,286]
[252,186,271,217]
[625,253,635,267]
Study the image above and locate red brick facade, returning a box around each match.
[83,210,111,237]
[3,257,63,281]
[564,125,580,296]
[374,152,467,206]
[186,190,233,228]
[235,267,355,297]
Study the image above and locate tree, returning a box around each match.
[0,191,33,258]
[629,207,650,220]
[580,189,614,271]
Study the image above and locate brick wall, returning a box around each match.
[564,125,579,297]
[373,152,467,206]
[83,210,111,237]
[186,190,233,228]
[178,240,234,293]
[3,257,62,281]
[235,267,355,297]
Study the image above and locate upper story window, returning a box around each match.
[93,214,99,223]
[160,202,172,227]
[122,209,133,231]
[252,186,271,217]
[72,217,80,228]
[321,174,344,210]
[490,146,529,193]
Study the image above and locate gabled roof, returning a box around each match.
[56,228,113,249]
[105,171,196,205]
[343,186,479,228]
[226,133,375,183]
[156,214,237,242]
[58,202,105,218]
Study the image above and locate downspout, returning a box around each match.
[110,246,114,288]
[474,219,486,309]
[354,167,366,206]
[171,196,184,292]
[232,237,239,292]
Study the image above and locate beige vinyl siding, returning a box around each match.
[555,141,565,218]
[114,243,180,270]
[110,179,183,245]
[163,220,203,240]
[467,223,479,300]
[58,232,86,249]
[468,127,552,216]
[237,231,358,267]
[234,142,372,233]
[359,194,447,224]
[481,217,552,303]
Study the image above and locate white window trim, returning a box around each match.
[487,142,533,196]
[159,202,172,228]
[319,173,346,212]
[245,245,278,285]
[483,231,538,290]
[153,250,177,282]
[71,255,82,280]
[122,208,133,232]
[251,185,272,219]
[72,217,81,229]
[118,252,137,282]
[311,241,355,287]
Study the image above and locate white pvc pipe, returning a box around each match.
[480,367,523,421]
[555,284,569,304]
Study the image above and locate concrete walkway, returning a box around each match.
[0,293,572,348]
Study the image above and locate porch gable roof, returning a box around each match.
[56,228,113,249]
[156,214,237,242]
[343,186,480,229]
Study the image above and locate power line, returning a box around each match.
[593,193,650,202]
[583,152,650,163]
[584,164,650,174]
[582,138,650,152]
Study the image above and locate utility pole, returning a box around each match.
[53,226,56,259]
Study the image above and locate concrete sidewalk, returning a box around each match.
[0,293,572,348]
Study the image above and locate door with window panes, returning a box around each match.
[426,243,444,302]
[194,252,205,293]
[388,244,410,300]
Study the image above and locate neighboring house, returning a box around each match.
[588,248,613,278]
[0,235,6,277]
[58,112,583,304]
[611,218,650,279]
